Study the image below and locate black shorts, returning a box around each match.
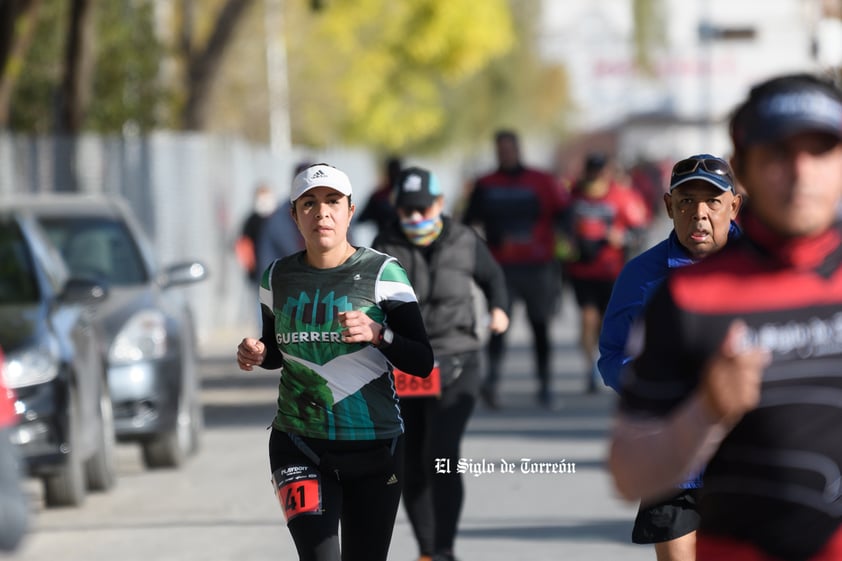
[569,277,615,314]
[632,488,700,544]
[502,263,559,322]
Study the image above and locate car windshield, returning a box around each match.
[0,220,40,304]
[39,217,149,286]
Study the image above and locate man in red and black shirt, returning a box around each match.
[463,130,569,408]
[609,73,842,561]
[565,153,650,393]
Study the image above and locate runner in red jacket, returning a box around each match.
[565,153,650,393]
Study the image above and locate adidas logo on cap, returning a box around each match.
[290,163,353,203]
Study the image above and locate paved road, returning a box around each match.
[11,291,655,561]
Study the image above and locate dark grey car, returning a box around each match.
[0,211,114,507]
[10,195,208,469]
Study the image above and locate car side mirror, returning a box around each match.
[61,277,109,304]
[160,261,208,289]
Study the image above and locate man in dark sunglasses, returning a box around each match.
[610,73,842,561]
[598,153,742,560]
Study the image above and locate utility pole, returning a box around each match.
[264,0,291,154]
[697,7,756,148]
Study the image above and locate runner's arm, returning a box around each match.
[597,262,649,392]
[379,301,434,378]
[259,304,283,370]
[472,235,508,312]
[609,395,728,502]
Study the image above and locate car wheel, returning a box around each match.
[43,391,86,507]
[141,387,190,469]
[188,391,204,456]
[85,381,117,491]
[186,346,203,456]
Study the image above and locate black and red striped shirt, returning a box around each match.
[621,210,842,561]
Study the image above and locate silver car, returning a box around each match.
[10,195,208,469]
[0,209,114,507]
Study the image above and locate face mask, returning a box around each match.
[400,215,443,247]
[254,194,277,217]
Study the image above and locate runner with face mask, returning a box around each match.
[373,166,509,561]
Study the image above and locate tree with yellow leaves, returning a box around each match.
[284,0,516,151]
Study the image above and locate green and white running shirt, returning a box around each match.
[260,247,417,440]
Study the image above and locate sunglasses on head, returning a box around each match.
[671,157,734,182]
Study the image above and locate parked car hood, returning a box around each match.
[92,285,160,345]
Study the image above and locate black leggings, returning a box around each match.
[486,317,550,390]
[484,263,556,392]
[268,430,404,561]
[400,351,479,557]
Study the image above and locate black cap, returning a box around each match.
[731,74,842,149]
[584,152,607,175]
[394,167,442,209]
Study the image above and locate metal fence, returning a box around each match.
[0,131,479,355]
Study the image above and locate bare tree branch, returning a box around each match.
[0,0,41,127]
[178,0,194,60]
[182,0,256,129]
[58,0,96,133]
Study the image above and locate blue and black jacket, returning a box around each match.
[597,222,740,488]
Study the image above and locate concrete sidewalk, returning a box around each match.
[388,291,654,561]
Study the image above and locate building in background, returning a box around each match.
[540,0,842,168]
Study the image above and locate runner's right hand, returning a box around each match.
[237,338,266,371]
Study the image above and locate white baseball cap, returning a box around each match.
[290,164,353,203]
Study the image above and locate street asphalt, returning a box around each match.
[387,287,656,561]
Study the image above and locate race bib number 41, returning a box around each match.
[271,464,322,523]
[394,364,441,398]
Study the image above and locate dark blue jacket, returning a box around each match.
[598,222,741,392]
[597,221,740,488]
[597,222,740,489]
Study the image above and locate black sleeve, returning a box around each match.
[381,301,434,378]
[472,235,508,311]
[259,305,283,370]
[0,427,28,552]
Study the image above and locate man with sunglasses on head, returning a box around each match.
[598,153,742,561]
[610,72,842,561]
